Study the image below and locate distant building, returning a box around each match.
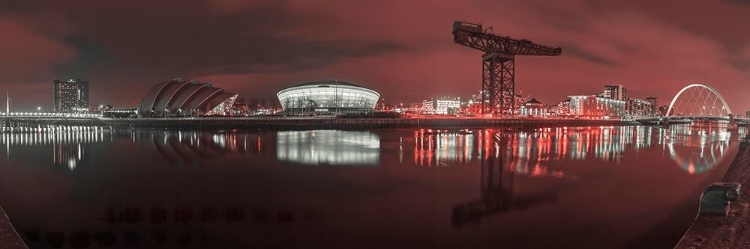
[602,85,627,101]
[626,98,654,118]
[513,94,525,115]
[645,97,657,116]
[102,108,137,118]
[569,95,626,118]
[658,105,670,116]
[554,99,571,117]
[519,98,547,117]
[53,79,89,113]
[434,97,461,115]
[421,99,435,114]
[746,111,750,118]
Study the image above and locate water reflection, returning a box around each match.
[406,125,744,174]
[452,135,558,227]
[0,124,741,173]
[668,123,734,174]
[0,127,110,170]
[276,130,380,166]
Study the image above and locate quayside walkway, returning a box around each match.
[675,137,750,249]
[0,206,26,248]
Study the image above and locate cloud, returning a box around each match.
[0,16,76,84]
[0,0,749,112]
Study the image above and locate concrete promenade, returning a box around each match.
[0,206,26,248]
[675,138,750,249]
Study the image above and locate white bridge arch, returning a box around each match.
[666,84,732,117]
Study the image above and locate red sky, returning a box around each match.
[1,0,750,112]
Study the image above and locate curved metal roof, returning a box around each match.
[287,80,375,90]
[137,78,237,117]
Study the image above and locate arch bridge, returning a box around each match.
[639,84,748,125]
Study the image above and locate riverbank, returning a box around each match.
[675,138,750,248]
[0,206,26,249]
[97,117,638,130]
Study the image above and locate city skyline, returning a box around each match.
[2,1,750,111]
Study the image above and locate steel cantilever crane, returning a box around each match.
[453,21,562,115]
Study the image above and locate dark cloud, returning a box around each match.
[0,0,749,112]
[723,0,750,5]
[561,45,618,66]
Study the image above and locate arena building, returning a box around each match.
[277,80,380,115]
[137,78,238,117]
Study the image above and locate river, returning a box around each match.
[0,123,743,248]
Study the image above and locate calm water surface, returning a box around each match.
[0,124,744,248]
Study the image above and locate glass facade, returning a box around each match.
[277,81,380,114]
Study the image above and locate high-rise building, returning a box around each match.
[602,85,627,101]
[53,79,89,113]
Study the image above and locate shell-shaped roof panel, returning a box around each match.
[136,78,237,117]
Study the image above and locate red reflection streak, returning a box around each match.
[413,133,419,166]
[464,135,471,164]
[427,135,433,167]
[483,131,492,159]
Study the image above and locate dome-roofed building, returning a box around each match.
[277,80,380,115]
[137,78,238,117]
[520,97,548,117]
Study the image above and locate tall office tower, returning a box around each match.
[53,79,89,113]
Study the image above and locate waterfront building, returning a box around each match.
[659,105,669,116]
[569,95,626,118]
[602,85,627,101]
[626,98,655,118]
[376,98,394,111]
[513,94,526,115]
[519,98,547,117]
[434,97,461,115]
[277,80,379,115]
[137,78,238,117]
[53,78,89,113]
[102,108,137,118]
[645,97,657,116]
[554,99,571,117]
[421,99,435,114]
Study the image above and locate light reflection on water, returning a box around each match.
[406,125,742,175]
[0,124,743,174]
[276,130,380,166]
[0,123,745,248]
